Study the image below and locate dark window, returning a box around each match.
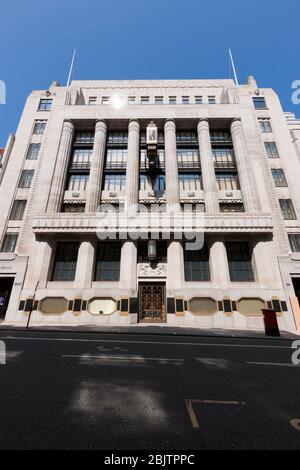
[195,96,203,104]
[26,143,41,160]
[18,170,34,188]
[289,234,300,252]
[140,174,165,192]
[184,242,210,282]
[38,99,52,111]
[169,96,176,105]
[52,242,79,281]
[208,96,216,104]
[226,241,254,282]
[182,96,190,104]
[279,199,297,220]
[1,233,18,252]
[9,200,26,220]
[74,131,94,144]
[94,242,121,281]
[264,142,279,158]
[107,131,128,144]
[155,96,163,104]
[253,97,267,110]
[220,203,244,212]
[62,204,85,213]
[140,149,164,169]
[210,130,231,143]
[33,121,47,134]
[67,174,89,191]
[176,131,198,143]
[271,169,287,187]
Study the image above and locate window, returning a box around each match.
[67,174,89,191]
[94,242,121,281]
[10,200,26,220]
[155,96,163,105]
[18,170,34,188]
[279,199,297,220]
[33,121,47,135]
[179,173,202,191]
[128,96,136,104]
[176,131,198,143]
[271,169,288,187]
[182,96,190,104]
[52,242,79,281]
[26,143,41,160]
[105,148,127,169]
[88,97,97,105]
[140,149,164,169]
[71,149,92,169]
[107,131,128,144]
[195,96,203,104]
[38,99,52,111]
[139,174,165,192]
[253,97,267,110]
[74,131,94,144]
[177,149,200,168]
[62,204,85,213]
[141,96,150,104]
[220,203,244,212]
[184,242,210,282]
[265,142,279,158]
[212,148,236,169]
[169,96,176,105]
[210,130,231,143]
[102,96,110,105]
[226,241,254,282]
[289,234,300,252]
[1,233,18,253]
[208,96,216,104]
[103,174,126,191]
[216,173,240,190]
[259,119,272,133]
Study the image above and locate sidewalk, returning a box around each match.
[0,322,299,340]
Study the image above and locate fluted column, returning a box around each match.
[231,119,259,212]
[47,120,74,212]
[125,120,140,214]
[86,120,107,212]
[197,119,219,212]
[164,119,180,210]
[74,240,96,289]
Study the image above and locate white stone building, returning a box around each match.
[1,76,300,331]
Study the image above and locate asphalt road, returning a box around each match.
[0,330,299,450]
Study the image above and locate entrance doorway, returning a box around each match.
[292,278,300,305]
[138,282,166,323]
[0,277,14,320]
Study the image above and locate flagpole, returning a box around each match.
[229,48,239,86]
[67,49,76,87]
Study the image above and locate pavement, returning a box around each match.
[0,329,299,450]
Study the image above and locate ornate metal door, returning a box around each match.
[138,282,166,323]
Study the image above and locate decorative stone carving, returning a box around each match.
[187,192,195,197]
[137,263,167,278]
[109,192,118,198]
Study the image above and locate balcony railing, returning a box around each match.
[70,162,91,170]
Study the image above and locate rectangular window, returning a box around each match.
[271,169,288,187]
[169,96,176,105]
[52,242,79,281]
[208,96,216,104]
[94,242,121,281]
[102,96,110,105]
[155,96,163,104]
[253,97,267,110]
[210,130,231,143]
[140,149,164,169]
[195,96,203,104]
[139,174,165,192]
[216,173,240,190]
[107,131,128,144]
[279,199,297,220]
[33,120,47,135]
[62,204,85,213]
[212,148,236,169]
[9,200,27,220]
[71,149,92,169]
[177,149,200,168]
[289,234,300,252]
[105,148,127,169]
[179,173,202,191]
[184,242,210,282]
[74,131,94,144]
[26,143,41,160]
[265,142,279,158]
[1,233,18,253]
[103,174,126,191]
[226,241,254,282]
[38,99,52,111]
[176,131,198,143]
[220,203,244,212]
[128,96,136,104]
[67,174,89,191]
[18,170,34,188]
[141,96,150,104]
[259,119,272,133]
[88,97,97,105]
[182,96,190,104]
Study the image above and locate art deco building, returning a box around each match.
[1,76,300,331]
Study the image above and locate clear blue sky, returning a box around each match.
[1,0,299,146]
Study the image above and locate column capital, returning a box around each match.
[230,118,242,129]
[95,120,107,133]
[62,120,74,133]
[128,119,140,131]
[164,119,176,131]
[197,119,210,131]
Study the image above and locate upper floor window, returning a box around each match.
[67,174,89,191]
[103,173,126,191]
[169,96,176,105]
[141,96,150,104]
[18,170,34,189]
[38,99,52,111]
[253,97,267,110]
[220,203,244,212]
[271,169,288,187]
[1,233,18,253]
[195,96,203,104]
[226,241,254,282]
[208,96,216,104]
[259,119,272,133]
[155,96,163,105]
[128,96,136,104]
[184,242,210,282]
[9,200,27,221]
[177,149,200,169]
[106,148,127,169]
[279,199,297,220]
[26,143,41,160]
[265,142,279,158]
[176,131,198,143]
[71,149,92,169]
[140,174,165,192]
[102,96,110,105]
[52,242,79,281]
[33,120,47,135]
[140,149,165,170]
[289,234,300,252]
[179,173,202,191]
[210,130,231,143]
[94,242,122,281]
[88,97,97,105]
[216,173,240,190]
[107,131,128,145]
[74,131,94,144]
[182,96,190,104]
[62,203,85,213]
[212,148,236,169]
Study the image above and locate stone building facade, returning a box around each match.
[0,76,300,330]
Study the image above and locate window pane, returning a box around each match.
[253,97,267,109]
[103,174,126,191]
[52,242,79,281]
[1,233,18,253]
[289,234,300,252]
[105,148,127,169]
[184,243,210,281]
[38,99,52,111]
[177,149,200,168]
[107,131,128,144]
[226,241,254,282]
[216,173,240,190]
[279,199,297,220]
[265,142,279,158]
[18,170,34,188]
[212,148,236,169]
[95,242,121,281]
[33,121,46,135]
[26,143,41,160]
[179,173,202,191]
[271,169,287,187]
[67,174,89,191]
[10,200,26,220]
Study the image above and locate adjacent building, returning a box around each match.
[0,76,300,330]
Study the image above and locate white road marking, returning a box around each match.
[185,399,246,429]
[62,354,184,362]
[246,361,300,368]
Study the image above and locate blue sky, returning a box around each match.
[0,0,299,146]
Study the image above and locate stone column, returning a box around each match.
[74,240,96,289]
[164,119,180,211]
[210,240,229,288]
[119,241,137,291]
[125,120,140,214]
[197,119,219,213]
[167,241,184,291]
[231,119,259,212]
[47,120,74,212]
[24,239,53,290]
[86,120,107,212]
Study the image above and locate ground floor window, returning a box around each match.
[94,242,122,281]
[52,242,79,281]
[184,242,210,282]
[226,241,254,282]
